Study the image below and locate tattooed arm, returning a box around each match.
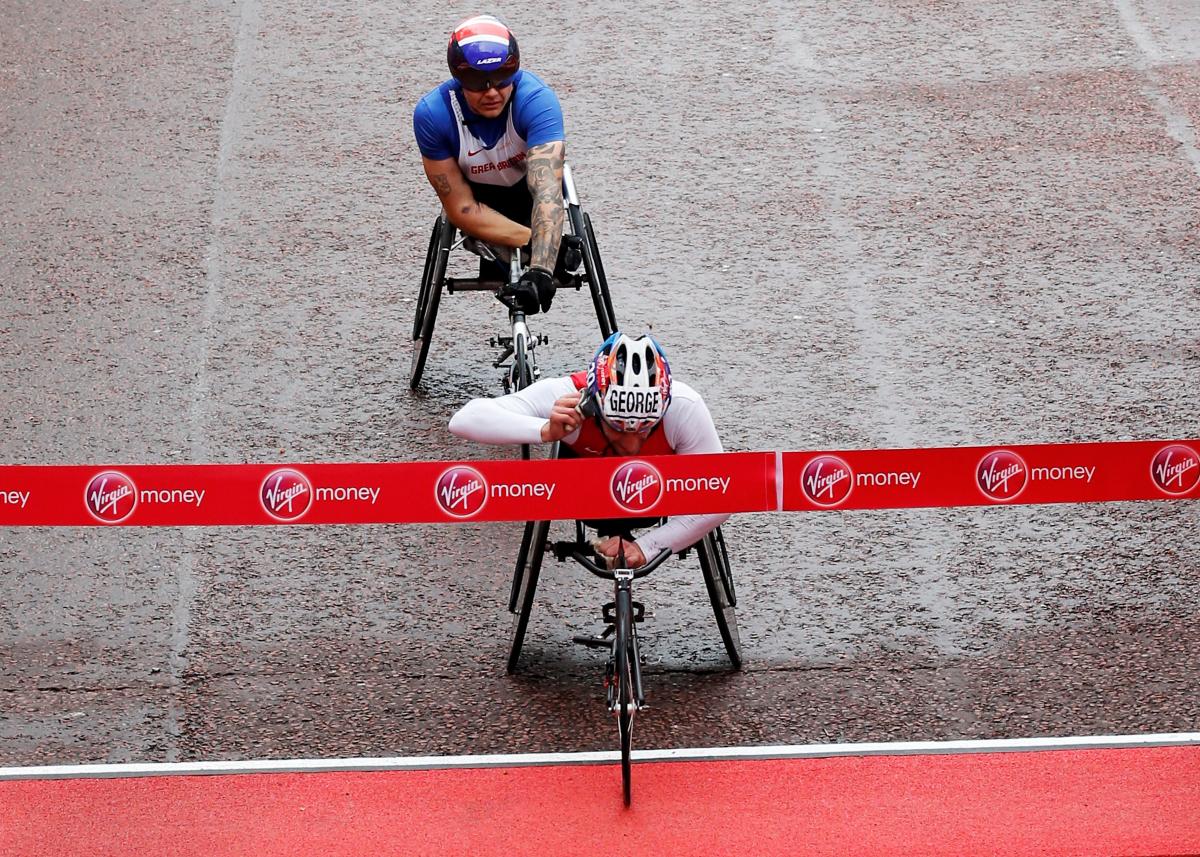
[524,141,565,271]
[421,156,531,247]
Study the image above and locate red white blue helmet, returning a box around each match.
[587,332,672,433]
[447,15,520,92]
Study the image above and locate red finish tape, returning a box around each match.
[0,452,777,527]
[782,440,1200,511]
[0,440,1195,527]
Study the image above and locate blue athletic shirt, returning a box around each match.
[412,70,564,187]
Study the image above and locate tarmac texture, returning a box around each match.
[1,0,1198,764]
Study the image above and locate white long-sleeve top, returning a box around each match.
[448,376,730,556]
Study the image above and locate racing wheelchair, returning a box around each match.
[409,164,619,392]
[505,447,742,806]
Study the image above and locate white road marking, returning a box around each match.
[166,0,263,763]
[2,732,1197,781]
[1112,0,1200,180]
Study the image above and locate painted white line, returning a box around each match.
[168,0,263,763]
[1112,0,1200,181]
[2,732,1197,782]
[1112,0,1163,65]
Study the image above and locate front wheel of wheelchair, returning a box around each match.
[410,215,453,390]
[507,519,550,674]
[614,586,636,807]
[511,333,535,460]
[698,527,742,669]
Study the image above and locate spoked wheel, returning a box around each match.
[507,519,550,674]
[568,205,616,339]
[614,586,636,806]
[698,527,742,669]
[410,216,453,390]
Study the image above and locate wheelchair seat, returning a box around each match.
[506,502,742,675]
[409,162,618,390]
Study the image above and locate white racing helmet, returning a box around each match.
[586,332,672,433]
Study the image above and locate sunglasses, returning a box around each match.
[459,74,516,93]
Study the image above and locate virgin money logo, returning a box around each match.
[436,466,488,518]
[260,468,314,522]
[611,460,663,514]
[977,450,1028,502]
[1150,444,1200,496]
[800,455,854,508]
[85,470,138,523]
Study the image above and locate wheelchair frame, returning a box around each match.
[409,164,619,391]
[504,446,743,675]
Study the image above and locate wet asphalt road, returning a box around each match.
[1,0,1198,765]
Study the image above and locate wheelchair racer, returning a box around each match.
[450,332,730,567]
[412,14,567,316]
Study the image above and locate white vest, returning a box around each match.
[450,91,528,188]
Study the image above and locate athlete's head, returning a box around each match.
[586,332,672,436]
[447,15,520,117]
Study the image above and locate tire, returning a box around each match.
[630,610,645,706]
[512,333,535,460]
[699,530,742,669]
[614,586,635,806]
[569,205,614,339]
[412,218,439,341]
[511,333,535,391]
[620,706,632,807]
[507,520,537,614]
[712,526,737,607]
[507,519,550,674]
[584,213,618,335]
[410,216,452,390]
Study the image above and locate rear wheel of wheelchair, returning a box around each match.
[711,526,736,607]
[698,529,742,669]
[507,520,536,614]
[507,519,550,674]
[568,205,614,339]
[410,215,452,390]
[584,213,618,335]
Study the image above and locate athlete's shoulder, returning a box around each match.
[667,380,705,405]
[414,81,455,123]
[661,379,721,453]
[413,82,460,160]
[511,70,564,145]
[662,380,712,427]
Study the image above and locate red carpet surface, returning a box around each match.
[2,747,1198,856]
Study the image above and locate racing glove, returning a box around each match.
[522,266,557,314]
[499,276,539,315]
[559,235,582,276]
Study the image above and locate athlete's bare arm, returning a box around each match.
[524,140,565,271]
[422,156,531,247]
